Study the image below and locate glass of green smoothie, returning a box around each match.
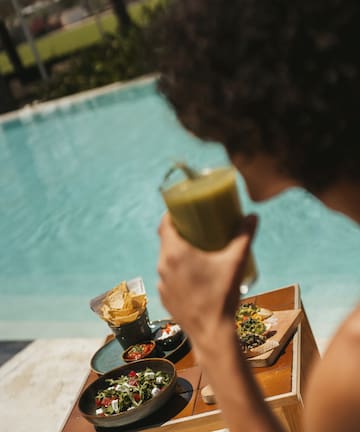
[160,163,257,289]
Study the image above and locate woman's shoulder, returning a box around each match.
[331,303,360,349]
[323,303,360,364]
[303,303,360,431]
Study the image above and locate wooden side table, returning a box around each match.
[61,284,319,432]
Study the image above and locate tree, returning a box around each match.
[0,18,25,82]
[0,74,16,114]
[109,0,134,36]
[0,2,13,18]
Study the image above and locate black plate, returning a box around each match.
[91,320,189,375]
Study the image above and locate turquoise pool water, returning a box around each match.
[1,78,359,341]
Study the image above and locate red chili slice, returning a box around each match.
[129,377,138,386]
[101,397,116,407]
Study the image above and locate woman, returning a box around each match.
[155,1,360,431]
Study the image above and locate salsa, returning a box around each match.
[124,342,154,361]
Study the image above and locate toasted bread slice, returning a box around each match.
[257,307,273,320]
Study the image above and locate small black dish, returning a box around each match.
[122,340,157,363]
[154,322,183,351]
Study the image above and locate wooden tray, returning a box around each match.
[247,309,303,367]
[201,307,303,404]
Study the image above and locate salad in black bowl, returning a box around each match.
[78,358,177,428]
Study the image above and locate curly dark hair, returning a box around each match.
[154,0,360,192]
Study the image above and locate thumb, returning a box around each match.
[225,213,258,258]
[221,213,258,282]
[221,214,258,313]
[240,213,258,239]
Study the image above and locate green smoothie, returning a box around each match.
[161,165,257,285]
[161,167,241,250]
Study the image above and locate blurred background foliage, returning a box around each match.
[0,0,169,106]
[39,0,168,100]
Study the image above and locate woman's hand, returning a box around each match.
[157,213,258,347]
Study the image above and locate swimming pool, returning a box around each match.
[1,77,359,342]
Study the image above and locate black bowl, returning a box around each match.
[122,340,157,363]
[154,323,183,351]
[78,358,177,428]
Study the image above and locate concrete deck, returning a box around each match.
[0,338,102,432]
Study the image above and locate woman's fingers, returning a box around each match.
[157,212,198,280]
[158,213,258,283]
[215,214,258,307]
[158,212,180,241]
[222,214,258,263]
[156,212,259,341]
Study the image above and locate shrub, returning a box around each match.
[37,0,170,100]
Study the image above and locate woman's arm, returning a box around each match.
[194,317,284,432]
[158,213,360,432]
[157,213,284,432]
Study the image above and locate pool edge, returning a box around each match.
[0,73,159,125]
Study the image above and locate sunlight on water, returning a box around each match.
[0,80,359,340]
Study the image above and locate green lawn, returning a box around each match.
[0,0,160,75]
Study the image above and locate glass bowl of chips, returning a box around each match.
[90,278,152,349]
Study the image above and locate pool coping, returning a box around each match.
[0,73,159,125]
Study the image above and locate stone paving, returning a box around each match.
[0,338,102,432]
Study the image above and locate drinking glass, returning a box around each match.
[160,164,257,290]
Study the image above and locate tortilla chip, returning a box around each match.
[131,295,147,311]
[98,280,148,326]
[111,310,139,326]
